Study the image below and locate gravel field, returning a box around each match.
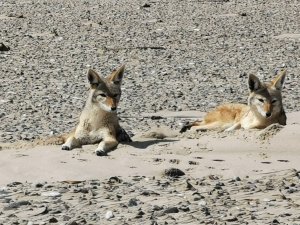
[1,170,300,225]
[1,0,299,143]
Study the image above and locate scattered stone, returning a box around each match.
[163,207,179,214]
[41,191,61,197]
[135,210,145,218]
[0,43,10,51]
[198,200,207,206]
[225,216,238,222]
[105,211,114,220]
[142,3,151,8]
[108,176,122,183]
[4,201,31,210]
[128,198,138,207]
[49,217,58,223]
[164,168,185,177]
[186,179,196,191]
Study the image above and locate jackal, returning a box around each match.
[180,69,287,132]
[62,65,131,156]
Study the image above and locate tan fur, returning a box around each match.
[62,65,126,156]
[182,69,287,132]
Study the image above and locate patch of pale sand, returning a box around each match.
[273,33,300,40]
[142,110,206,118]
[0,111,299,186]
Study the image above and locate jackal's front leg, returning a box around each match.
[95,135,118,156]
[225,122,241,131]
[62,135,81,151]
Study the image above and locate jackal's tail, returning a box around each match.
[0,134,68,150]
[34,134,67,146]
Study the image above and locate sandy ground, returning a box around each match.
[0,111,299,224]
[1,111,300,186]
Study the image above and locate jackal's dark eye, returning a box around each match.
[113,94,118,98]
[271,99,277,104]
[258,98,264,102]
[99,93,106,97]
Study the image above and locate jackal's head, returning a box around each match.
[248,69,286,119]
[87,65,124,112]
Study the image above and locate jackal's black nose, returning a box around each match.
[266,112,271,118]
[111,107,117,111]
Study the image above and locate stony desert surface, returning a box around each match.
[0,0,300,224]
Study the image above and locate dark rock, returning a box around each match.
[142,3,151,8]
[108,176,122,183]
[0,43,10,51]
[128,198,138,207]
[49,217,58,223]
[164,168,185,177]
[35,183,44,188]
[235,177,241,181]
[201,207,210,216]
[4,201,31,210]
[179,205,190,212]
[163,207,179,214]
[135,210,145,218]
[226,216,238,222]
[7,182,22,187]
[186,179,196,191]
[152,205,163,211]
[150,116,163,120]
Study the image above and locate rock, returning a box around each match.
[66,221,79,225]
[179,205,190,212]
[105,211,114,220]
[0,43,10,51]
[49,217,58,223]
[34,183,44,188]
[164,168,185,177]
[142,3,151,8]
[41,191,61,197]
[128,198,138,207]
[152,205,163,211]
[225,216,238,222]
[108,176,122,183]
[4,200,31,210]
[135,210,145,218]
[163,207,179,214]
[198,200,207,206]
[7,182,22,187]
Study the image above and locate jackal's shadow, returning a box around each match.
[121,139,177,149]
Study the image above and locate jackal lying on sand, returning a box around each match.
[181,69,287,132]
[62,65,131,156]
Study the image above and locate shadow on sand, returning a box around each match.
[121,139,178,149]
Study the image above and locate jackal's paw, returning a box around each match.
[61,145,71,151]
[95,149,108,156]
[117,128,133,143]
[179,121,191,133]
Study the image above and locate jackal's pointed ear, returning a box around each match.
[272,69,286,90]
[108,65,125,85]
[248,74,263,92]
[87,69,105,87]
